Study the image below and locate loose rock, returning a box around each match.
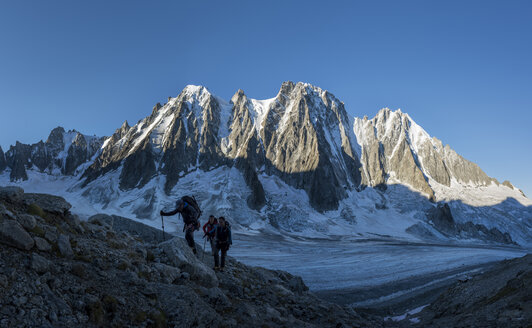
[0,219,34,250]
[57,234,73,258]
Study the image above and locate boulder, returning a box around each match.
[0,220,34,250]
[152,263,180,284]
[160,237,218,288]
[66,213,84,233]
[206,287,231,309]
[34,237,52,252]
[22,193,72,214]
[287,276,309,294]
[31,253,51,274]
[44,228,58,243]
[57,234,73,258]
[89,213,164,242]
[0,186,24,203]
[0,203,16,220]
[17,214,37,231]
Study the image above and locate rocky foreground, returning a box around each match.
[414,253,531,327]
[1,186,530,328]
[0,186,381,327]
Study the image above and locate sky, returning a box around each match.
[0,0,531,196]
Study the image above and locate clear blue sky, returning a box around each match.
[0,1,531,196]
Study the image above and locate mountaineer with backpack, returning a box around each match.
[203,215,218,255]
[160,196,202,254]
[213,216,232,271]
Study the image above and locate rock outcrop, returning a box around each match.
[0,188,381,327]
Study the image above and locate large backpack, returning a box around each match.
[181,195,202,226]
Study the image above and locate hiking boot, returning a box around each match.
[219,267,224,272]
[192,248,197,255]
[213,266,220,271]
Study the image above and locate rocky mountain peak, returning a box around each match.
[46,127,66,148]
[230,89,247,105]
[119,120,130,135]
[179,85,212,102]
[276,81,331,101]
[355,106,504,198]
[278,80,296,94]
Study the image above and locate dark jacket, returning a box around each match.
[215,223,232,245]
[161,200,199,225]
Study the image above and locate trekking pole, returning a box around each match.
[202,236,207,261]
[160,214,166,241]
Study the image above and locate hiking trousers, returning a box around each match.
[184,225,196,251]
[214,242,229,268]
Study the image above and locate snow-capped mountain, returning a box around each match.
[80,82,362,212]
[354,108,507,200]
[1,82,530,246]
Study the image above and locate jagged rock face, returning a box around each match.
[85,87,229,193]
[30,141,53,172]
[82,121,130,184]
[5,82,518,216]
[224,90,267,209]
[222,83,363,211]
[45,127,66,157]
[354,109,496,201]
[85,83,364,211]
[119,138,156,190]
[160,87,228,192]
[82,82,509,211]
[64,134,88,175]
[0,146,7,173]
[5,141,31,181]
[355,109,435,199]
[442,144,494,186]
[258,82,362,211]
[4,127,104,180]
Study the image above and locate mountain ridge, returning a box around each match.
[1,81,530,246]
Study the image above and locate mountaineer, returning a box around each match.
[213,216,232,271]
[160,196,202,254]
[203,215,218,255]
